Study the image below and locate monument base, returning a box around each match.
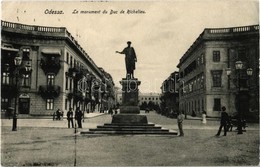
[112,114,148,124]
[120,106,140,114]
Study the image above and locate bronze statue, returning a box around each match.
[116,41,137,79]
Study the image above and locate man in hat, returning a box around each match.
[67,108,74,128]
[116,41,137,79]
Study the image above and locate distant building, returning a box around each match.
[138,92,161,106]
[1,20,115,116]
[177,25,259,118]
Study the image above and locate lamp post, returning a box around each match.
[226,61,253,134]
[12,56,22,131]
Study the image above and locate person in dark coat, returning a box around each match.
[56,109,61,120]
[75,107,83,128]
[67,108,74,128]
[216,106,229,136]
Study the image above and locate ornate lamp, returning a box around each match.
[235,61,243,70]
[226,68,231,76]
[246,68,253,76]
[14,56,22,66]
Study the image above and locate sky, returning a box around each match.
[1,0,259,93]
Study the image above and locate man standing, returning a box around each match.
[67,108,74,128]
[177,111,184,137]
[216,106,229,136]
[75,107,83,128]
[116,41,137,79]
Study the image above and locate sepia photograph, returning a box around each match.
[1,0,259,166]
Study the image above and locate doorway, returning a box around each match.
[19,98,30,114]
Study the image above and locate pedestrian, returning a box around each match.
[67,108,74,128]
[177,111,184,137]
[52,111,56,121]
[202,111,207,124]
[216,106,229,136]
[191,110,196,117]
[109,108,113,115]
[56,109,61,120]
[60,110,64,120]
[75,107,83,128]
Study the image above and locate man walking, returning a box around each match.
[75,107,83,128]
[177,111,184,137]
[67,108,74,128]
[216,106,229,136]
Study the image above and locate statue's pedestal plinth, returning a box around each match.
[112,78,147,124]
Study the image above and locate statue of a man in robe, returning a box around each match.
[116,41,137,79]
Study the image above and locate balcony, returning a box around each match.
[40,58,61,75]
[39,85,61,99]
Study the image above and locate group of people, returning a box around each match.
[177,106,234,137]
[67,107,83,128]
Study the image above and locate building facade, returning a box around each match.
[138,92,161,106]
[1,20,115,117]
[160,71,179,116]
[177,25,259,118]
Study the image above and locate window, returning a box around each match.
[211,70,222,87]
[46,99,54,110]
[22,48,30,60]
[198,100,200,112]
[65,99,68,110]
[70,78,73,91]
[194,100,196,111]
[65,76,69,90]
[202,99,204,111]
[70,56,73,67]
[1,98,9,113]
[238,49,246,61]
[66,52,70,64]
[213,51,220,62]
[213,98,221,111]
[2,72,10,85]
[47,74,55,86]
[74,59,77,68]
[22,74,30,87]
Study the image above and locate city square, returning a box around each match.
[1,1,259,166]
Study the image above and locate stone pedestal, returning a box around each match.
[112,78,147,124]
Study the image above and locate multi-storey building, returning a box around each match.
[177,25,259,118]
[160,71,179,116]
[1,20,115,117]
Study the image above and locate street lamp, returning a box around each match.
[226,60,253,134]
[12,56,22,131]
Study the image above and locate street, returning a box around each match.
[1,111,259,166]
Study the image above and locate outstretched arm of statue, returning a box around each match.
[116,51,123,54]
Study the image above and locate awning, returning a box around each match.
[41,48,61,56]
[1,46,19,52]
